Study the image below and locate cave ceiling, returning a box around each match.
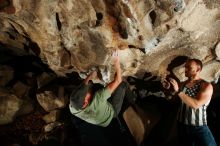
[0,0,220,82]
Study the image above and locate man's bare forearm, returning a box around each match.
[115,66,122,84]
[107,55,122,93]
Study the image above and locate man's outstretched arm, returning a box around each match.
[107,54,122,94]
[170,78,213,109]
[178,82,213,110]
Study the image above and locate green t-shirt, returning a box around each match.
[69,88,114,127]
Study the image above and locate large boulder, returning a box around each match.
[0,88,22,125]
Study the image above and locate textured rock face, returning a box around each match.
[0,0,219,82]
[0,0,220,145]
[0,88,22,124]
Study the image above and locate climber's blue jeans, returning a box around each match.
[178,123,217,146]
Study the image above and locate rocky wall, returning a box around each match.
[0,0,220,145]
[0,0,219,82]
